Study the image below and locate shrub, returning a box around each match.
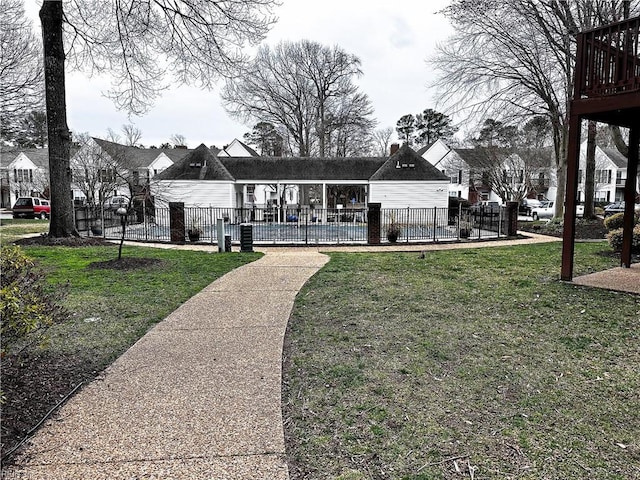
[603,212,639,231]
[607,225,640,253]
[0,246,68,357]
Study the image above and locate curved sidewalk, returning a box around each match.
[8,250,329,480]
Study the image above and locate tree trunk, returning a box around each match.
[584,121,597,218]
[40,1,77,237]
[553,121,568,220]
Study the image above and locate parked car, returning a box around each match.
[519,198,542,216]
[103,196,129,210]
[12,197,51,219]
[603,201,640,217]
[531,201,585,220]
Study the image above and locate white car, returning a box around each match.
[531,201,584,220]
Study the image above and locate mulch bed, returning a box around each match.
[519,217,609,240]
[13,235,114,247]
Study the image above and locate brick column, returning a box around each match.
[169,202,185,243]
[368,203,381,244]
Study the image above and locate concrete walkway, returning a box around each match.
[8,250,328,479]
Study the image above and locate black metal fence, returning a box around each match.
[74,205,510,245]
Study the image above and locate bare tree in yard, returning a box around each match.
[324,92,376,157]
[71,134,122,206]
[243,122,283,156]
[0,0,44,142]
[372,127,395,156]
[122,124,143,147]
[169,133,187,148]
[39,0,278,237]
[467,117,553,202]
[431,0,638,219]
[221,40,375,157]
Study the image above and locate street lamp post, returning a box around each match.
[115,206,127,260]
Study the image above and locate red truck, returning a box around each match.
[12,197,51,219]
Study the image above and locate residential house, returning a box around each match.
[70,138,188,205]
[575,141,633,203]
[422,139,555,204]
[216,138,260,157]
[0,148,50,207]
[153,143,449,215]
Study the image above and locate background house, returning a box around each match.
[575,142,633,204]
[70,138,188,205]
[0,148,49,207]
[423,139,555,204]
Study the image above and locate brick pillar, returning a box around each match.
[169,202,185,243]
[368,203,381,244]
[506,201,518,237]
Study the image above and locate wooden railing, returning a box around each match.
[575,16,640,98]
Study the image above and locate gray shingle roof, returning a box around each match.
[222,157,385,181]
[93,138,191,168]
[157,144,449,182]
[156,144,234,181]
[370,143,449,181]
[601,148,628,168]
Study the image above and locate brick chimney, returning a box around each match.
[390,143,399,155]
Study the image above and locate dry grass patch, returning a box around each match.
[283,242,640,479]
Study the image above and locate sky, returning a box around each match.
[24,0,454,149]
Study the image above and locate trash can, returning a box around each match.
[224,234,232,252]
[240,223,253,252]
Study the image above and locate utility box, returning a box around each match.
[240,224,253,252]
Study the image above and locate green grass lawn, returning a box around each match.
[1,244,262,458]
[283,242,640,480]
[0,218,49,244]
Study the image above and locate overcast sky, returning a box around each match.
[25,0,454,149]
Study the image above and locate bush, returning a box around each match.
[0,246,68,357]
[606,226,640,253]
[603,212,638,231]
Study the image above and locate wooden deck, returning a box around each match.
[562,16,640,281]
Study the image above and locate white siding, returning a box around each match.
[148,153,173,177]
[369,181,449,208]
[153,181,234,208]
[422,139,451,167]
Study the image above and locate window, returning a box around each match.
[14,169,33,183]
[595,169,612,184]
[99,168,115,183]
[578,169,583,184]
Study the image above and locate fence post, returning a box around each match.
[406,206,410,243]
[433,206,437,242]
[506,201,518,236]
[367,203,381,244]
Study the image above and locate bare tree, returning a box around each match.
[39,0,279,237]
[169,133,187,147]
[105,128,121,144]
[431,0,638,218]
[372,127,395,156]
[0,0,44,139]
[122,124,143,147]
[71,134,123,206]
[221,40,374,157]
